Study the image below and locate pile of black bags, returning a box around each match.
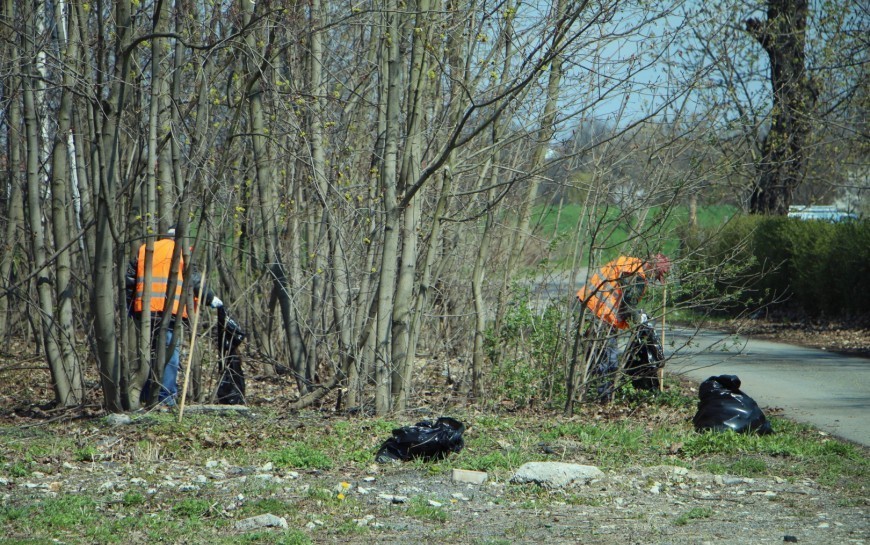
[693,374,772,435]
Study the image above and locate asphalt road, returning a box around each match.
[665,327,870,447]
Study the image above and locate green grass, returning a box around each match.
[266,442,333,470]
[530,203,738,267]
[406,496,450,523]
[674,507,713,526]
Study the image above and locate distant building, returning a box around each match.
[787,205,857,222]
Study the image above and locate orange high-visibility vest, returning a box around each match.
[576,256,646,330]
[133,239,187,318]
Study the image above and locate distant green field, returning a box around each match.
[529,203,738,267]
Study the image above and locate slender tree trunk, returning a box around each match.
[242,0,308,393]
[93,0,133,413]
[391,0,433,411]
[374,0,402,414]
[0,0,24,342]
[47,2,85,404]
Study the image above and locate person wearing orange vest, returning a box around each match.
[575,254,670,399]
[125,227,222,406]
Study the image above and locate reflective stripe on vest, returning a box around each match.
[133,239,187,318]
[576,256,646,330]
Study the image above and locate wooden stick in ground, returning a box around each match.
[658,284,667,392]
[178,263,208,422]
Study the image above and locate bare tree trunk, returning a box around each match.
[391,0,433,411]
[21,3,75,405]
[242,0,308,393]
[92,0,133,413]
[374,0,402,414]
[47,2,85,404]
[0,0,24,342]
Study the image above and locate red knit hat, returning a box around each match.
[650,253,671,281]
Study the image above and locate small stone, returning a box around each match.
[649,483,661,495]
[106,413,132,426]
[357,487,371,495]
[235,514,288,531]
[817,522,829,529]
[378,494,408,503]
[783,536,798,543]
[764,491,777,498]
[354,515,375,527]
[451,493,470,501]
[452,469,488,485]
[206,460,220,469]
[428,500,443,507]
[363,476,376,482]
[305,522,317,530]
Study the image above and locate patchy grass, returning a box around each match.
[0,382,867,544]
[674,507,714,526]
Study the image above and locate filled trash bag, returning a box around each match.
[693,375,772,434]
[623,322,664,391]
[215,307,246,405]
[375,417,466,463]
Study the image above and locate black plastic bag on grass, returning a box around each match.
[692,375,773,435]
[375,417,466,463]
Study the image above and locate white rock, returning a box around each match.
[428,500,443,507]
[452,469,488,485]
[260,462,274,472]
[378,494,408,503]
[510,462,604,489]
[234,514,288,531]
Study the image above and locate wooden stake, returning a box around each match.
[658,284,667,392]
[178,263,208,422]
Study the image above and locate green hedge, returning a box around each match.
[681,216,869,317]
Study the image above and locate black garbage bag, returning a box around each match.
[693,375,773,434]
[623,322,664,391]
[375,417,466,463]
[215,307,246,405]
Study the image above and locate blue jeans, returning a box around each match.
[141,325,181,406]
[159,327,181,404]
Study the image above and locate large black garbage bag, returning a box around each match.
[693,375,773,434]
[215,307,247,405]
[375,417,466,462]
[623,322,664,391]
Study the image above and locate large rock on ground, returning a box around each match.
[510,462,604,488]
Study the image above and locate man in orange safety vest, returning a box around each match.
[575,254,670,398]
[125,227,223,406]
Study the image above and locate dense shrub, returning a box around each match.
[681,216,869,317]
